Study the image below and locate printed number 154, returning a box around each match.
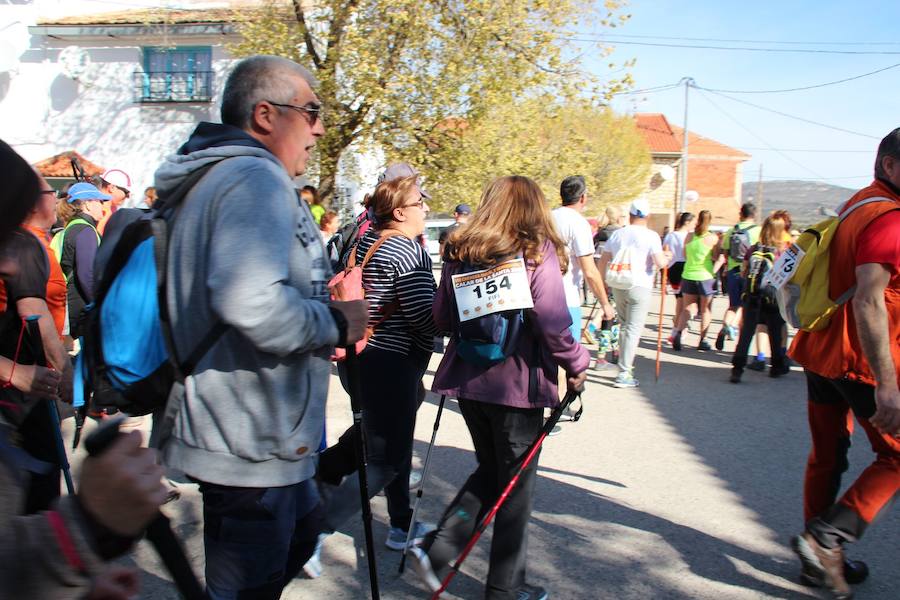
[472,275,511,299]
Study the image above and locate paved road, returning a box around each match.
[129,290,897,599]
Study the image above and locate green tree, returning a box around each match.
[230,0,633,202]
[416,97,651,214]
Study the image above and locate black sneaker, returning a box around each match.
[714,329,726,351]
[729,368,742,384]
[769,363,791,378]
[516,584,548,600]
[747,358,766,371]
[671,333,682,351]
[697,340,712,352]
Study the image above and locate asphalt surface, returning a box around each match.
[106,290,897,599]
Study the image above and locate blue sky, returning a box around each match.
[580,0,900,188]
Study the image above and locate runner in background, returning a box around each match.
[664,211,694,341]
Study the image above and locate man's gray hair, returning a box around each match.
[874,127,900,179]
[221,55,318,129]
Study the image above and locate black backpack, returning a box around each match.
[728,224,757,262]
[743,244,777,304]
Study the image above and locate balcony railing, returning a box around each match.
[134,70,213,103]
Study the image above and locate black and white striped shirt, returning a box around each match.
[356,229,439,354]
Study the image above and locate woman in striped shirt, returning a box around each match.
[320,173,440,557]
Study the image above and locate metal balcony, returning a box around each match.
[134,70,213,103]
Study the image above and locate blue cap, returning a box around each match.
[454,203,471,215]
[67,182,111,203]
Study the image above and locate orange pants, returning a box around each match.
[803,371,900,547]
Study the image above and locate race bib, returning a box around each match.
[764,244,805,290]
[452,258,534,322]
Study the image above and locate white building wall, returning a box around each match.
[0,0,375,206]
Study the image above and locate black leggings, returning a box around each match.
[731,299,785,370]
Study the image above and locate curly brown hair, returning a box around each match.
[444,176,568,273]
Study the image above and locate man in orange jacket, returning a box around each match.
[789,128,900,600]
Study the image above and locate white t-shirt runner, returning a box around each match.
[552,206,595,307]
[604,224,663,289]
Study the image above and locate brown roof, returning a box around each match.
[670,124,750,160]
[634,113,682,154]
[33,151,105,178]
[36,1,268,26]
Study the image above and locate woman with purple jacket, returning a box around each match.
[410,176,589,600]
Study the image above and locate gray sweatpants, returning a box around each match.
[611,285,652,375]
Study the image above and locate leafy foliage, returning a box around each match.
[230,0,635,203]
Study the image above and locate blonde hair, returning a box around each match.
[445,176,569,273]
[760,214,788,249]
[370,175,420,229]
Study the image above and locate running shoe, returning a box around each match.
[747,358,766,371]
[409,546,443,595]
[386,521,436,551]
[613,372,639,388]
[729,368,742,384]
[670,332,682,351]
[726,325,738,340]
[715,329,726,351]
[791,533,853,600]
[516,583,549,600]
[697,340,712,352]
[593,357,614,370]
[770,363,791,378]
[302,533,329,579]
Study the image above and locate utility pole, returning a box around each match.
[756,164,764,218]
[678,77,694,215]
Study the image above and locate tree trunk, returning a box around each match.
[316,149,340,207]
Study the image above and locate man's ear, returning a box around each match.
[251,102,277,134]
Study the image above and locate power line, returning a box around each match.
[565,37,900,55]
[698,62,900,93]
[752,174,870,181]
[700,88,881,139]
[737,147,871,153]
[568,32,900,47]
[612,82,681,96]
[693,87,828,180]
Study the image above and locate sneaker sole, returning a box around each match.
[408,548,444,596]
[612,381,639,388]
[385,535,426,551]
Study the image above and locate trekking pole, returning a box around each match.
[431,388,583,600]
[399,393,447,574]
[344,345,380,599]
[655,249,669,383]
[23,315,75,495]
[84,417,206,600]
[579,299,600,345]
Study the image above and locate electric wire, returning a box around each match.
[693,87,828,180]
[696,62,900,93]
[566,37,900,56]
[568,32,900,46]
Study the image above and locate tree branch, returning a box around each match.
[292,0,323,69]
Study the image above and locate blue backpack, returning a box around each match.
[452,261,528,367]
[80,161,226,416]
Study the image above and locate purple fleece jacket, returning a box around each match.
[432,241,590,409]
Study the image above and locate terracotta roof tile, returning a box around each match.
[634,113,682,154]
[36,1,267,26]
[33,151,105,178]
[669,124,750,159]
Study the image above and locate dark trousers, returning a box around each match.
[323,346,431,532]
[731,299,785,371]
[199,479,322,600]
[19,400,61,513]
[423,399,544,600]
[802,371,900,549]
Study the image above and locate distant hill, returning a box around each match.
[741,180,856,229]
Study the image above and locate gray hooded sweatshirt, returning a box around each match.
[154,123,337,488]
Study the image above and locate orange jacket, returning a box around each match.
[790,180,900,386]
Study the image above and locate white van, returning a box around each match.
[424,218,455,264]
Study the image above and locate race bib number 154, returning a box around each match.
[451,258,534,322]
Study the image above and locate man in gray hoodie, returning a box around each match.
[154,55,367,599]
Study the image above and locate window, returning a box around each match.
[136,46,213,103]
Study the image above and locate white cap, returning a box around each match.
[629,197,651,218]
[101,168,131,190]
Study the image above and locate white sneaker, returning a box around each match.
[301,533,328,578]
[408,546,443,595]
